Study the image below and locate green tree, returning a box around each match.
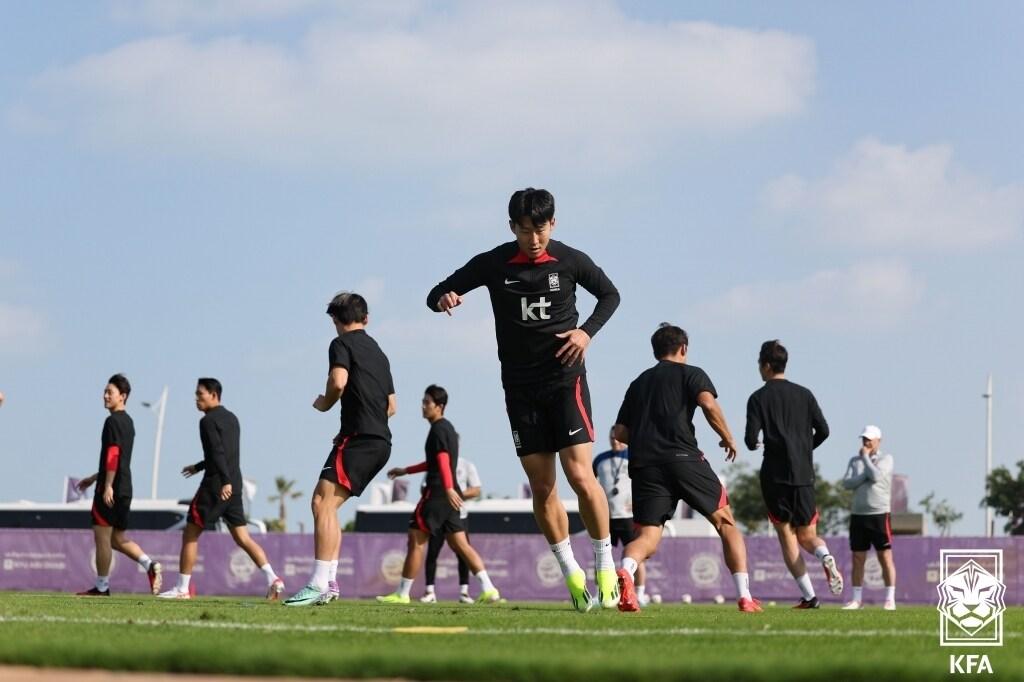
[268,477,303,532]
[263,518,286,532]
[920,492,963,536]
[982,461,1024,535]
[725,462,852,536]
[814,469,853,536]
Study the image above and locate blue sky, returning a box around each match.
[1,1,1021,534]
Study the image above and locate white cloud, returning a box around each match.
[109,0,333,30]
[765,137,1024,250]
[0,303,48,354]
[691,261,925,332]
[30,2,814,169]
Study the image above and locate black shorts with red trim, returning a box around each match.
[760,478,818,527]
[188,483,246,529]
[609,517,638,546]
[410,490,466,535]
[504,374,595,456]
[632,459,728,526]
[849,512,892,551]
[319,434,391,496]
[91,494,131,530]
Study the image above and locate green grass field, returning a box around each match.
[0,593,1020,681]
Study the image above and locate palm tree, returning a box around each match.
[268,477,303,532]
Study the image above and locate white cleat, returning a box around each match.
[883,600,897,611]
[419,592,437,603]
[821,554,844,595]
[458,594,474,604]
[158,587,191,600]
[841,600,862,610]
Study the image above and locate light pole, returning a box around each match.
[983,374,993,538]
[141,386,168,500]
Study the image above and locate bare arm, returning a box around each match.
[313,367,349,412]
[697,391,738,461]
[387,393,397,418]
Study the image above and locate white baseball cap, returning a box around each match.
[860,425,882,440]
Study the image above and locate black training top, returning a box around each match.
[424,417,460,496]
[426,239,620,388]
[329,329,395,441]
[194,405,243,489]
[744,379,829,486]
[97,411,135,497]
[615,361,717,470]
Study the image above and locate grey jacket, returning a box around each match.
[842,451,893,515]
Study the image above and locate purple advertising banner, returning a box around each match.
[0,530,1019,605]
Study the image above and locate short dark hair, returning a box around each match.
[759,340,788,373]
[326,291,369,325]
[651,323,689,359]
[107,374,131,399]
[197,377,223,399]
[424,384,448,412]
[508,188,555,227]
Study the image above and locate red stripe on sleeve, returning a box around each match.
[105,445,120,473]
[405,462,428,474]
[437,451,454,490]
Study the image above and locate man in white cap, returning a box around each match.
[841,425,896,610]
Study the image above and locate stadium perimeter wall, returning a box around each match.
[0,530,1019,605]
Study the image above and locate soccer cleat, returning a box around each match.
[76,587,110,597]
[822,554,844,595]
[793,596,820,609]
[147,562,163,595]
[157,586,191,599]
[638,593,651,608]
[565,569,594,613]
[376,592,411,604]
[420,592,437,604]
[476,589,501,604]
[283,584,327,607]
[458,594,474,604]
[737,597,763,613]
[596,568,620,609]
[842,600,863,610]
[326,580,340,602]
[883,600,896,611]
[616,568,640,613]
[266,577,285,601]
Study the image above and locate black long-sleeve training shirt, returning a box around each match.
[744,379,829,486]
[426,239,620,388]
[193,405,243,489]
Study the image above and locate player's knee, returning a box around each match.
[530,480,556,500]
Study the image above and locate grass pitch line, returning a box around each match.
[392,626,469,634]
[5,613,1016,640]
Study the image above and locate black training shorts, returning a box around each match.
[411,490,466,535]
[849,512,892,551]
[609,517,638,546]
[760,477,818,527]
[632,458,728,526]
[319,434,391,497]
[91,493,131,530]
[505,375,595,456]
[188,484,246,529]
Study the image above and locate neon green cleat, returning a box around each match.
[376,592,411,604]
[565,569,594,613]
[476,589,501,604]
[596,569,620,609]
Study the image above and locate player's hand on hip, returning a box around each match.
[386,467,405,480]
[220,483,232,501]
[555,329,590,366]
[721,439,738,462]
[446,488,463,511]
[103,486,114,507]
[437,292,463,316]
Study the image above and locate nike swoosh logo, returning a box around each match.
[504,278,520,284]
[321,466,332,471]
[569,428,583,436]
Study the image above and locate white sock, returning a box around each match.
[330,559,338,582]
[424,584,435,594]
[95,575,110,591]
[852,586,863,602]
[176,574,191,592]
[796,573,815,600]
[137,555,153,571]
[398,577,414,598]
[636,584,646,598]
[311,560,332,590]
[813,544,831,561]
[550,538,582,577]
[592,536,614,572]
[459,584,469,595]
[259,563,278,586]
[475,570,495,593]
[733,572,752,600]
[622,556,638,577]
[885,586,896,601]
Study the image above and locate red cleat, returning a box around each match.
[737,597,763,612]
[616,568,640,612]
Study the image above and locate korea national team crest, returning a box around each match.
[547,273,560,291]
[937,549,1005,648]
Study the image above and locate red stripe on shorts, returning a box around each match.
[717,483,729,510]
[334,436,352,492]
[91,502,109,527]
[574,376,595,441]
[413,490,431,533]
[189,495,204,529]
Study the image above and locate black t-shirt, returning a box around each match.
[744,379,829,486]
[96,411,134,497]
[195,405,243,490]
[426,239,620,388]
[329,329,395,441]
[615,361,717,470]
[423,418,460,495]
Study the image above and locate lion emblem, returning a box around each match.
[936,559,1006,636]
